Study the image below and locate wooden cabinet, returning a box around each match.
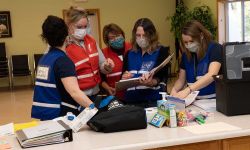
[223,136,250,150]
[149,140,221,150]
[148,136,250,150]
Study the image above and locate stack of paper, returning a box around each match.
[183,122,241,134]
[193,99,216,112]
[15,120,72,148]
[0,123,14,136]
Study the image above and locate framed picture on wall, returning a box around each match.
[0,11,12,38]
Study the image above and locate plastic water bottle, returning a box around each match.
[169,104,177,128]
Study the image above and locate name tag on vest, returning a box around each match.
[36,66,49,80]
[118,55,123,61]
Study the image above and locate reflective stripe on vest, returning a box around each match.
[102,43,131,89]
[32,48,65,120]
[184,43,216,98]
[77,70,98,79]
[75,58,89,67]
[106,71,122,77]
[35,81,56,88]
[125,48,163,102]
[33,101,60,108]
[66,35,101,90]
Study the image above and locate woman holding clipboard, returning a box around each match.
[121,18,170,107]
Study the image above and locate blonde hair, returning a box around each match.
[65,6,88,25]
[180,20,212,61]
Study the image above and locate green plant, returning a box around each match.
[168,1,191,41]
[192,5,217,38]
[168,3,217,40]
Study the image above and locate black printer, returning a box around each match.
[215,42,250,116]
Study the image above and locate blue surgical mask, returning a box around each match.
[109,36,125,49]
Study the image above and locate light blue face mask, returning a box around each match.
[109,36,125,49]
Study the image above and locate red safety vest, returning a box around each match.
[102,42,132,99]
[66,35,101,90]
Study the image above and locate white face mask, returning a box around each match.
[136,37,149,48]
[73,28,87,40]
[185,42,199,53]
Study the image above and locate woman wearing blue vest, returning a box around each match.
[171,20,222,100]
[32,15,95,120]
[122,18,169,107]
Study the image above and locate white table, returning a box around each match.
[6,107,250,150]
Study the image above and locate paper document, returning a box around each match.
[149,52,174,75]
[183,122,241,135]
[193,99,216,112]
[166,91,199,108]
[0,123,14,136]
[184,91,200,106]
[116,53,174,91]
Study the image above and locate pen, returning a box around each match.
[195,116,205,124]
[195,119,203,125]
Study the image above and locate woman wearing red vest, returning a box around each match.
[101,23,132,99]
[65,7,114,100]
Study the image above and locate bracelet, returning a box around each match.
[187,85,193,94]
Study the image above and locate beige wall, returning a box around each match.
[0,0,175,87]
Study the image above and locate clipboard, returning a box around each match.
[115,77,140,91]
[149,52,174,76]
[115,53,174,91]
[15,120,72,148]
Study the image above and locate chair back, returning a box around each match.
[34,54,43,71]
[11,55,30,71]
[0,42,7,61]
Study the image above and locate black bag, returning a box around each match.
[87,96,147,133]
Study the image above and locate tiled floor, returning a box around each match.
[0,78,176,125]
[0,86,35,125]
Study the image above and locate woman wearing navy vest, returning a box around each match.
[65,7,114,101]
[171,20,222,100]
[122,18,169,107]
[101,23,132,99]
[32,16,94,120]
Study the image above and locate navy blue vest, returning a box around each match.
[124,48,164,103]
[32,48,66,120]
[182,43,216,99]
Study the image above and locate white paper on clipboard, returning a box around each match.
[149,52,174,76]
[115,53,174,91]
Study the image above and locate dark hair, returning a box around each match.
[41,15,68,47]
[180,20,212,60]
[103,23,125,46]
[131,18,159,51]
